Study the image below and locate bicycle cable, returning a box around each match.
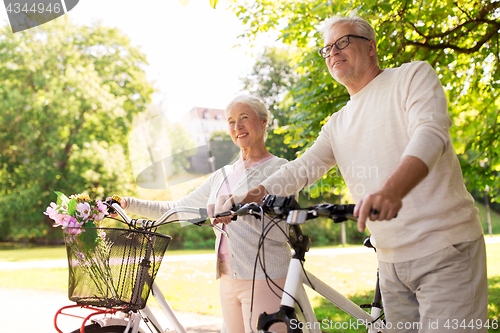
[249,206,298,332]
[247,210,306,332]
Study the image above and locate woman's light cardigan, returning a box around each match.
[125,156,291,279]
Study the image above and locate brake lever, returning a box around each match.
[210,224,229,238]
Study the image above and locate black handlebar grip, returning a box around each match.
[345,204,355,215]
[104,195,122,215]
[215,211,232,218]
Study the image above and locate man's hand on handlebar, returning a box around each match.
[221,185,269,211]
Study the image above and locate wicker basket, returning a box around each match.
[63,227,171,311]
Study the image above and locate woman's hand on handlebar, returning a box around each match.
[106,196,128,218]
[208,198,234,225]
[214,215,233,225]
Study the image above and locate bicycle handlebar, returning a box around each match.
[103,197,228,237]
[215,194,357,225]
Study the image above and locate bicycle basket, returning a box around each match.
[63,227,171,311]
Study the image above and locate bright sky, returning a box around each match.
[0,0,271,123]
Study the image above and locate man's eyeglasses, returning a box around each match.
[318,34,371,59]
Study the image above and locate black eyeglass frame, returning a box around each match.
[318,34,371,59]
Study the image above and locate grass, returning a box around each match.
[0,245,66,262]
[476,201,500,235]
[1,242,499,327]
[0,244,213,262]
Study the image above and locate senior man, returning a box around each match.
[224,14,487,333]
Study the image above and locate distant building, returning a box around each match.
[180,107,227,146]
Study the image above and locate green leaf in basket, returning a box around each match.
[81,222,99,252]
[82,220,95,228]
[55,191,70,206]
[68,198,77,216]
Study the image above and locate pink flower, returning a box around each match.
[66,216,83,228]
[43,202,69,227]
[64,216,84,234]
[53,214,67,227]
[92,201,109,222]
[44,202,60,220]
[96,201,109,215]
[76,202,91,220]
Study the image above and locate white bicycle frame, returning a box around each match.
[276,257,386,333]
[88,282,187,333]
[252,202,386,333]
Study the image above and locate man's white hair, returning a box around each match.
[319,14,376,42]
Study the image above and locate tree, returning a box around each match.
[242,45,346,199]
[130,105,198,189]
[235,0,500,201]
[209,131,240,170]
[242,47,303,162]
[0,18,154,241]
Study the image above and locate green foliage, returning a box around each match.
[241,45,347,197]
[209,130,240,170]
[476,199,500,235]
[297,193,366,245]
[157,223,216,250]
[235,0,500,201]
[170,123,198,174]
[242,46,303,162]
[0,18,154,241]
[131,105,197,185]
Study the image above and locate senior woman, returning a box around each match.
[114,95,289,333]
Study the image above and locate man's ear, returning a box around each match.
[368,40,378,57]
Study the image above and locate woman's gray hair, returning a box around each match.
[225,95,270,140]
[319,14,376,42]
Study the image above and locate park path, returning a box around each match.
[0,252,225,332]
[0,287,222,332]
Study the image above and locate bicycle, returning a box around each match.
[216,194,386,333]
[54,196,226,333]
